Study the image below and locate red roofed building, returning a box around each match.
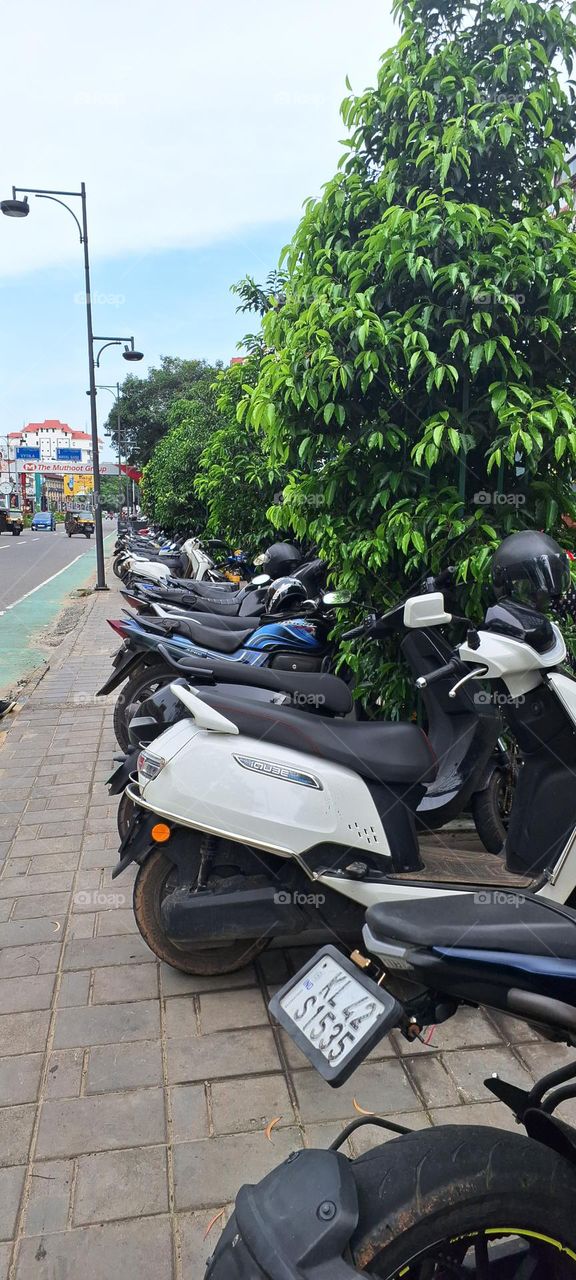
[6,420,100,465]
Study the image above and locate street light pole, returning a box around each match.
[0,184,143,590]
[80,184,107,590]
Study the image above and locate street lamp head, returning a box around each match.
[123,345,143,362]
[1,197,29,218]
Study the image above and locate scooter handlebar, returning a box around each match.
[415,658,462,689]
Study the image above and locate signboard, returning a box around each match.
[56,448,82,462]
[64,474,93,497]
[18,461,120,476]
[16,447,40,460]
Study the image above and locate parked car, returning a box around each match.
[65,510,94,538]
[0,508,23,536]
[31,510,57,532]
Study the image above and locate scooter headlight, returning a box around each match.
[138,750,166,782]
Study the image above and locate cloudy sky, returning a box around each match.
[0,0,396,454]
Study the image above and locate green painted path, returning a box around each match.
[0,533,116,693]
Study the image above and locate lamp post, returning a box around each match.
[94,382,127,530]
[0,184,142,589]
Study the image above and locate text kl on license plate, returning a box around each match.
[280,954,385,1067]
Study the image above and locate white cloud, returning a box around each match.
[0,0,396,277]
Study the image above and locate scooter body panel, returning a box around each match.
[138,723,392,861]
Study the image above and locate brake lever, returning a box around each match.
[448,666,489,699]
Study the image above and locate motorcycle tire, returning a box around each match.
[133,848,269,974]
[117,789,137,841]
[112,664,174,753]
[113,556,126,579]
[349,1125,576,1275]
[472,768,513,854]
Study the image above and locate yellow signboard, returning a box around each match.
[64,474,94,496]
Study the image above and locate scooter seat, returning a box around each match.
[170,578,238,595]
[365,893,576,957]
[189,663,354,717]
[197,692,437,785]
[163,619,256,653]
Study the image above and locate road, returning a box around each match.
[0,518,117,692]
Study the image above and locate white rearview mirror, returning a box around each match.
[403,592,452,629]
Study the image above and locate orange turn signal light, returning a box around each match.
[151,823,171,844]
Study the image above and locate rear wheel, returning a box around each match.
[350,1125,576,1276]
[133,848,269,973]
[12,529,21,536]
[112,664,175,751]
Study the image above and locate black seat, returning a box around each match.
[197,692,437,785]
[171,578,237,595]
[150,611,255,633]
[195,666,354,717]
[365,893,576,958]
[147,618,256,653]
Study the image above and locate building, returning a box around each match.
[2,420,103,510]
[7,419,94,465]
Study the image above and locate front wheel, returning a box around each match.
[12,529,21,536]
[117,789,137,840]
[350,1125,576,1276]
[133,848,269,974]
[472,767,514,854]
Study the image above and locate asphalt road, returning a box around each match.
[0,524,103,609]
[0,518,117,692]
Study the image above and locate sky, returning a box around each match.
[0,0,396,459]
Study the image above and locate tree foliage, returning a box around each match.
[246,0,576,652]
[140,378,221,531]
[105,357,222,467]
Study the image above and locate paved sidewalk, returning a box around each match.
[0,570,573,1278]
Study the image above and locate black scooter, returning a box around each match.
[206,893,576,1278]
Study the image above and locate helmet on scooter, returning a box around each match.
[266,576,308,615]
[491,531,571,603]
[258,541,301,580]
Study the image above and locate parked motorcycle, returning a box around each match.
[110,531,568,975]
[206,890,576,1277]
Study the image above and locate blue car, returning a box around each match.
[31,511,57,532]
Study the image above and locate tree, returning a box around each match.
[247,0,576,639]
[99,476,122,512]
[195,354,282,551]
[105,357,223,466]
[140,378,221,530]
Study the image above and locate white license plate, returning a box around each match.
[279,953,387,1069]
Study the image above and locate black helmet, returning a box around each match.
[259,541,301,580]
[491,531,570,604]
[266,576,308,615]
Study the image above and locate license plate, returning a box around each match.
[269,945,402,1086]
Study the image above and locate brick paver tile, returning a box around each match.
[35,1088,166,1158]
[0,1055,43,1106]
[53,1000,160,1049]
[86,1041,163,1094]
[73,1145,169,1224]
[14,1214,173,1280]
[0,1166,26,1241]
[91,963,159,1004]
[166,1027,282,1084]
[211,1072,295,1135]
[23,1160,73,1236]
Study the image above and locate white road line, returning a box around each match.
[5,557,84,610]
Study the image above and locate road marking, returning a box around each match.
[6,557,84,610]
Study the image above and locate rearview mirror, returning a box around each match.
[403,592,452,629]
[323,590,353,606]
[253,553,267,566]
[251,574,271,586]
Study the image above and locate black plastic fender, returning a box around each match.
[204,1148,361,1278]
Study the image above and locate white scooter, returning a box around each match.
[116,571,576,973]
[122,536,221,587]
